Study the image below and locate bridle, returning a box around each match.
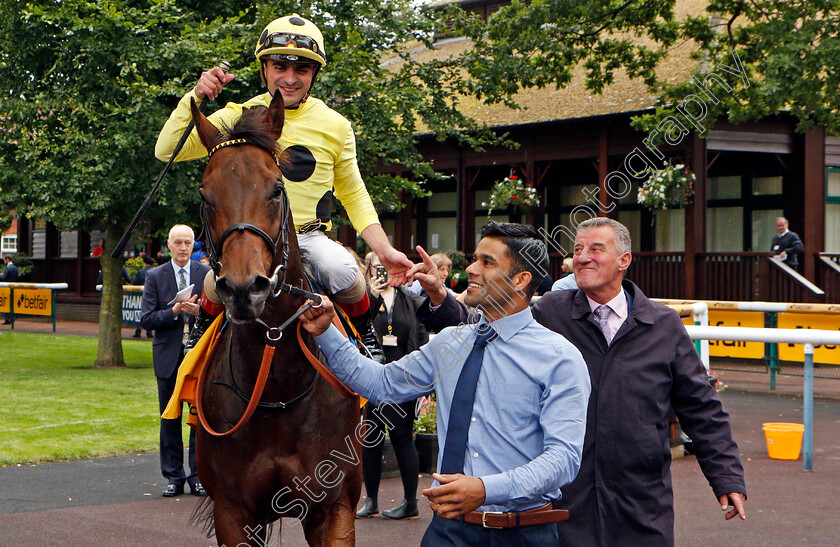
[194,136,344,438]
[200,138,322,322]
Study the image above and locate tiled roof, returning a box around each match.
[406,0,708,128]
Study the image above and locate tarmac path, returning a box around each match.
[3,320,840,544]
[1,389,839,545]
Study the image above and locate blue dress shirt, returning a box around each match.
[551,274,578,292]
[315,306,591,512]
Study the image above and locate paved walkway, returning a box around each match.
[3,320,840,545]
[1,390,838,545]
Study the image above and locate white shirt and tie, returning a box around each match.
[171,259,191,344]
[171,259,190,290]
[587,290,628,345]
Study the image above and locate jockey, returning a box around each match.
[155,14,414,362]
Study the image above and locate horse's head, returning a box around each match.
[190,92,291,324]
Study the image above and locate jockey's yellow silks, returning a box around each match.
[155,90,380,234]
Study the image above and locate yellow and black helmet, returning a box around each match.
[255,14,326,67]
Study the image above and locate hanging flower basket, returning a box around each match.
[637,164,696,211]
[481,175,540,215]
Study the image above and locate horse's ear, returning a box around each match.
[190,98,224,152]
[265,91,285,141]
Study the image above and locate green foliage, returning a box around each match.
[444,249,468,272]
[125,256,145,279]
[414,395,437,434]
[453,0,681,107]
[631,0,840,137]
[439,0,838,138]
[480,174,540,215]
[637,164,695,212]
[9,252,33,277]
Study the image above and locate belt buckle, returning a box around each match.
[481,511,505,529]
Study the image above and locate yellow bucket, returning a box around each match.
[762,423,804,460]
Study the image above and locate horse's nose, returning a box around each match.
[214,275,272,313]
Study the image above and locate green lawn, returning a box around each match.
[0,332,183,465]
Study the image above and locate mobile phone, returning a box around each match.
[376,266,388,283]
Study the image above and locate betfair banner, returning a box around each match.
[706,311,765,359]
[778,313,840,364]
[13,289,52,316]
[0,287,10,313]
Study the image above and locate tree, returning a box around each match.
[0,0,253,366]
[0,0,509,366]
[631,0,840,137]
[443,0,839,139]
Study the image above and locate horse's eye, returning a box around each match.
[273,181,285,199]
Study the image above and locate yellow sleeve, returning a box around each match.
[333,125,380,233]
[154,90,245,162]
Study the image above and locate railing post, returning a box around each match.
[8,287,14,329]
[765,312,778,390]
[803,343,814,472]
[51,288,57,332]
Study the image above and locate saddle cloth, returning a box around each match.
[162,313,225,426]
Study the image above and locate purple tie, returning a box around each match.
[594,305,612,344]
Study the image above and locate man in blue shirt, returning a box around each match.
[301,222,590,545]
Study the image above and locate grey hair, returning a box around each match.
[577,217,632,255]
[168,224,195,241]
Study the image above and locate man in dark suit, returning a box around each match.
[141,224,210,497]
[771,216,804,270]
[413,218,747,546]
[1,255,18,324]
[1,255,18,282]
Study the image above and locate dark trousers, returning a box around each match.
[156,370,197,487]
[362,405,419,502]
[421,514,558,546]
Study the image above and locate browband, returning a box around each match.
[208,138,248,156]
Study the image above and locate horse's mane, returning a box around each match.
[219,105,283,159]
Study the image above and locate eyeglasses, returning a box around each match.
[257,32,321,56]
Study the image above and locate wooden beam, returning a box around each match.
[685,134,707,300]
[462,166,476,254]
[395,190,413,254]
[802,127,826,280]
[467,166,482,190]
[597,125,611,218]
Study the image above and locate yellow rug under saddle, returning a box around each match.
[162,313,225,427]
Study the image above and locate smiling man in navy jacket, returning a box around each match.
[417,218,746,546]
[141,224,210,497]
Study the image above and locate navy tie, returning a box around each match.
[439,325,497,475]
